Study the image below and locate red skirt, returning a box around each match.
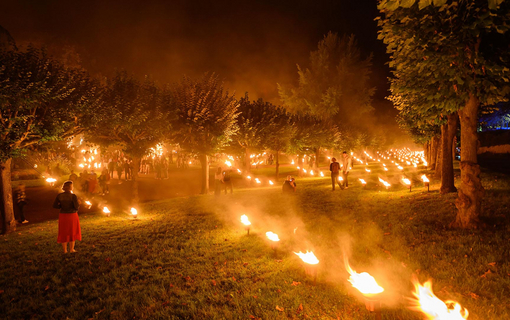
[57,213,82,243]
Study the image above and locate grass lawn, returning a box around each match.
[1,161,510,319]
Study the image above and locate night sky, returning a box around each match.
[1,0,392,113]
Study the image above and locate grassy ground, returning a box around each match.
[1,161,510,319]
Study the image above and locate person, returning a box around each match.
[116,161,123,180]
[88,170,98,194]
[222,169,233,194]
[341,151,352,189]
[330,157,343,191]
[16,184,28,224]
[108,160,115,178]
[214,167,223,196]
[79,170,89,193]
[282,175,296,193]
[68,170,78,182]
[53,181,81,253]
[98,169,110,195]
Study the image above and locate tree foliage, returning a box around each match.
[278,32,375,125]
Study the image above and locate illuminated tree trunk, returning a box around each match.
[199,154,210,194]
[132,156,141,205]
[440,113,458,194]
[429,136,438,170]
[0,159,16,234]
[314,147,320,171]
[275,150,280,180]
[424,142,430,165]
[434,135,442,179]
[454,95,484,228]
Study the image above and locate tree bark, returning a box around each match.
[131,156,141,205]
[429,136,438,170]
[440,113,458,194]
[453,95,484,228]
[199,154,210,194]
[1,159,16,234]
[434,134,442,179]
[424,142,429,165]
[314,148,320,171]
[275,150,280,180]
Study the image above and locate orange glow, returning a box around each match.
[345,258,384,296]
[130,207,138,216]
[269,180,274,185]
[266,231,280,242]
[103,207,110,214]
[410,280,469,320]
[421,175,430,183]
[240,214,251,226]
[294,251,319,265]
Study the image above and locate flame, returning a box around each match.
[297,166,300,169]
[320,172,324,177]
[34,164,38,168]
[359,178,366,185]
[303,169,307,173]
[365,168,371,173]
[310,170,314,175]
[266,231,280,242]
[269,180,274,185]
[237,169,242,173]
[255,178,261,184]
[379,178,391,188]
[130,207,138,216]
[338,176,344,181]
[85,201,92,206]
[291,160,295,165]
[384,167,389,171]
[225,160,232,167]
[345,258,384,296]
[398,166,404,170]
[240,214,251,226]
[103,207,110,214]
[247,176,251,180]
[294,251,319,265]
[410,280,469,320]
[421,175,430,183]
[46,178,57,183]
[402,177,411,185]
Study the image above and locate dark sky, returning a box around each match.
[1,0,392,112]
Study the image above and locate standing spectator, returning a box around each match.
[222,169,233,194]
[329,158,342,191]
[282,175,297,193]
[53,181,81,253]
[214,167,223,196]
[116,161,123,180]
[88,170,99,194]
[68,170,78,182]
[341,151,352,189]
[155,159,162,179]
[79,170,89,193]
[124,160,131,180]
[16,184,28,224]
[98,169,110,195]
[108,160,115,179]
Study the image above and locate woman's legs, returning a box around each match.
[61,242,68,253]
[70,241,76,253]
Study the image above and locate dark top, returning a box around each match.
[330,162,340,173]
[53,192,79,213]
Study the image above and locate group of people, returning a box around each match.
[69,169,111,196]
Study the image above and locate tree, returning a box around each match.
[279,32,375,126]
[263,105,295,179]
[234,95,278,172]
[87,72,168,205]
[0,46,99,233]
[170,73,239,194]
[378,0,510,227]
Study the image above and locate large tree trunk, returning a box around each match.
[424,142,430,165]
[199,154,210,194]
[440,113,458,194]
[434,134,443,179]
[275,151,280,180]
[453,95,484,228]
[429,136,438,170]
[1,159,16,234]
[132,156,141,205]
[314,148,320,171]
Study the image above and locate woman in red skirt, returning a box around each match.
[53,181,81,253]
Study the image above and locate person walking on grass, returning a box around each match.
[16,184,28,224]
[330,157,343,191]
[53,181,81,253]
[341,151,352,189]
[222,168,233,194]
[214,167,223,196]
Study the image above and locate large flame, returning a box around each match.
[46,178,56,183]
[130,207,138,216]
[402,177,411,186]
[410,280,469,320]
[294,251,319,265]
[240,214,251,226]
[345,258,384,296]
[266,231,280,242]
